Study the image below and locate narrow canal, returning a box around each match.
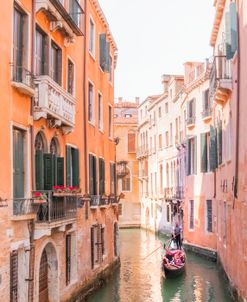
[87,229,233,302]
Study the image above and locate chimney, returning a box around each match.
[135,97,140,105]
[118,97,123,104]
[161,74,170,92]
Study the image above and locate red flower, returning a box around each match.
[34,192,42,197]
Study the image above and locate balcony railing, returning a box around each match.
[36,192,77,223]
[13,198,36,217]
[11,65,35,96]
[116,161,129,178]
[209,55,232,104]
[186,116,196,127]
[34,75,76,129]
[175,187,184,199]
[90,195,100,207]
[136,147,149,159]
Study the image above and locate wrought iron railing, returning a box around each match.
[175,187,184,199]
[13,198,36,216]
[90,195,100,207]
[11,64,34,88]
[36,191,77,223]
[209,55,232,99]
[186,116,196,126]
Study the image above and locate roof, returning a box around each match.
[114,117,138,124]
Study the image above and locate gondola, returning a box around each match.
[162,240,186,278]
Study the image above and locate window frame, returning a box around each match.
[89,17,95,57]
[88,81,95,124]
[67,57,75,96]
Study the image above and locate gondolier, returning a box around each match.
[173,222,182,250]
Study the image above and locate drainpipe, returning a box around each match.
[27,1,36,301]
[233,1,241,207]
[83,0,88,194]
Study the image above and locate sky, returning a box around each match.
[99,0,215,102]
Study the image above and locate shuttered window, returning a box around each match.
[217,121,223,165]
[201,132,210,173]
[88,82,94,122]
[167,205,170,222]
[67,59,74,95]
[122,172,130,191]
[202,89,209,111]
[210,126,218,171]
[186,137,197,175]
[225,2,238,60]
[10,250,18,302]
[66,146,79,187]
[90,227,95,269]
[50,41,62,85]
[35,27,48,76]
[110,163,116,194]
[99,33,110,72]
[206,200,213,232]
[91,224,104,269]
[99,158,105,194]
[66,234,71,285]
[89,154,97,195]
[189,200,194,229]
[128,133,136,153]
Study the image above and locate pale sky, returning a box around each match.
[99,0,215,102]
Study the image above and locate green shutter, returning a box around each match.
[89,154,94,195]
[186,139,191,176]
[102,160,105,194]
[225,11,232,60]
[44,153,54,190]
[217,122,223,165]
[93,156,97,194]
[57,157,64,186]
[13,129,25,198]
[35,150,44,190]
[210,126,218,171]
[66,146,72,186]
[193,136,197,175]
[99,33,107,71]
[201,133,207,173]
[99,159,103,194]
[230,2,238,56]
[72,148,79,187]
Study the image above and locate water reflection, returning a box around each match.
[87,229,233,302]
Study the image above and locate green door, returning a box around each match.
[13,129,25,198]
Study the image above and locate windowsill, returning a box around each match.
[188,228,195,232]
[109,136,113,141]
[88,121,95,127]
[99,128,104,134]
[89,50,96,61]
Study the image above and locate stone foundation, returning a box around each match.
[183,242,217,262]
[67,257,120,302]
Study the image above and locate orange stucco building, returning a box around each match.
[0,1,120,301]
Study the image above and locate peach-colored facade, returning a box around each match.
[0,1,120,301]
[114,98,141,227]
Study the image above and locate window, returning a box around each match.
[165,131,169,147]
[10,250,18,302]
[69,0,81,27]
[206,200,213,232]
[66,146,79,187]
[50,41,62,84]
[187,98,196,123]
[160,164,163,194]
[158,107,162,118]
[122,170,130,191]
[98,94,103,130]
[167,205,170,222]
[159,134,162,149]
[13,5,28,82]
[89,154,97,195]
[110,163,116,194]
[99,33,110,72]
[108,106,113,138]
[88,82,94,122]
[170,123,173,146]
[201,132,211,173]
[202,89,210,111]
[66,234,71,285]
[165,103,168,113]
[118,203,123,216]
[186,137,197,175]
[13,128,25,200]
[89,19,95,54]
[91,224,104,269]
[35,27,48,76]
[128,132,136,153]
[189,200,194,229]
[99,158,105,194]
[67,59,74,95]
[125,114,132,118]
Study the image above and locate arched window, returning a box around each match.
[121,167,131,191]
[50,137,60,156]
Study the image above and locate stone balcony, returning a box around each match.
[209,55,232,105]
[34,75,76,133]
[186,116,196,129]
[202,108,212,122]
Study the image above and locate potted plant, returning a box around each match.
[53,185,81,196]
[32,192,47,204]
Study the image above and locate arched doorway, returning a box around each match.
[38,243,59,302]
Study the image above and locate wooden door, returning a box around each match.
[39,250,48,302]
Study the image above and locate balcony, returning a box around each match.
[116,161,129,178]
[11,65,35,96]
[202,108,212,121]
[34,75,76,133]
[164,187,175,200]
[36,0,84,39]
[186,116,196,128]
[90,195,100,209]
[209,55,232,105]
[175,187,184,200]
[136,147,149,159]
[12,198,37,221]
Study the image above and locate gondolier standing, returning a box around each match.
[173,222,182,250]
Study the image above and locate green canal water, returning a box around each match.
[86,229,233,302]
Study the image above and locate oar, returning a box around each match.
[142,244,163,261]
